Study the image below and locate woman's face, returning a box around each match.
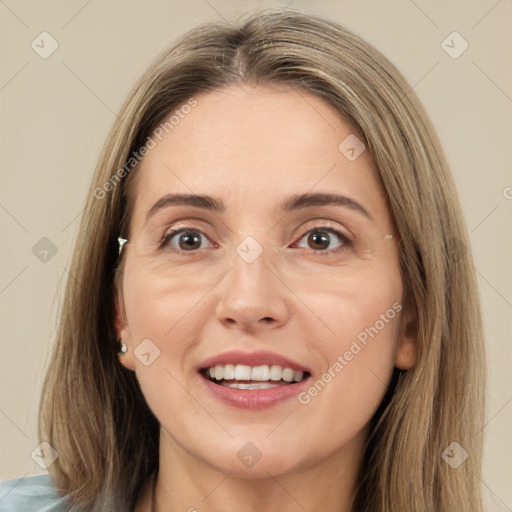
[116,84,416,478]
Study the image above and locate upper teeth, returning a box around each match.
[207,364,304,383]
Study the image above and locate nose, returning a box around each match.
[214,245,291,332]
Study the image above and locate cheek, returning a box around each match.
[121,265,210,410]
[121,265,210,432]
[122,258,214,341]
[292,267,403,420]
[287,257,403,343]
[291,318,400,466]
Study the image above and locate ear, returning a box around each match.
[394,296,418,370]
[115,288,136,372]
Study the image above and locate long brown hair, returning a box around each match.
[39,8,486,511]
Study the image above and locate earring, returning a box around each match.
[118,341,128,356]
[118,237,128,254]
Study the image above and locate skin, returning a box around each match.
[115,84,417,512]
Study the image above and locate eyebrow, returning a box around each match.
[145,192,372,221]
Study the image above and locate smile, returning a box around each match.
[203,364,309,389]
[198,350,312,408]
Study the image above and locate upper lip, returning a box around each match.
[199,350,310,373]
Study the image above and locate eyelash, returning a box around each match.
[158,225,353,256]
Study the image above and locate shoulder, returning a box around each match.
[0,474,69,512]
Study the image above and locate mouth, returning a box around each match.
[198,350,312,408]
[200,364,311,390]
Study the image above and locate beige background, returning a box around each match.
[1,0,511,509]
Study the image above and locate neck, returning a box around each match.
[137,427,367,512]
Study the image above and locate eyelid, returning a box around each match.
[293,219,354,242]
[158,217,214,243]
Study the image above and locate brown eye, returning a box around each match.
[295,228,350,253]
[307,231,330,250]
[161,229,211,251]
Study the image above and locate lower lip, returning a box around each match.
[199,374,310,409]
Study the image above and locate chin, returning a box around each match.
[188,433,323,480]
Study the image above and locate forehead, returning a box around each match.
[129,84,388,229]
